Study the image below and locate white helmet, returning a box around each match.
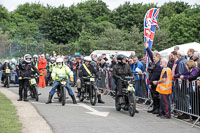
[84,56,92,62]
[24,54,32,63]
[51,57,56,61]
[33,54,38,58]
[11,58,16,63]
[4,60,9,63]
[56,58,63,63]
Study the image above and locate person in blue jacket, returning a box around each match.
[131,56,145,97]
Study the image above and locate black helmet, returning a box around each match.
[117,54,126,63]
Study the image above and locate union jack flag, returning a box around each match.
[144,8,159,98]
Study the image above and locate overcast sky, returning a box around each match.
[0,0,199,11]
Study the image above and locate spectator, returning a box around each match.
[129,51,136,58]
[174,51,189,119]
[174,46,179,52]
[180,61,200,120]
[101,54,108,61]
[167,53,175,70]
[171,51,178,79]
[174,51,187,78]
[99,59,106,69]
[38,54,47,88]
[128,58,134,67]
[192,52,199,65]
[180,60,200,81]
[187,48,195,60]
[132,56,145,98]
[153,58,172,119]
[145,43,162,114]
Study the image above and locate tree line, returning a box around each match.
[0,0,199,58]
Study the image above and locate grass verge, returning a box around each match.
[0,92,22,133]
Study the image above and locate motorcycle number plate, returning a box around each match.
[30,79,36,85]
[90,78,95,82]
[128,85,135,92]
[61,81,66,85]
[6,69,10,73]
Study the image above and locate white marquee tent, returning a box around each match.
[159,42,200,60]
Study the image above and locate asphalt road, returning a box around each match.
[5,84,200,133]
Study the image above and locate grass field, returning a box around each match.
[0,93,22,133]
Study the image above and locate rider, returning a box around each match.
[46,57,77,104]
[0,60,13,86]
[11,58,16,70]
[33,55,39,68]
[113,54,133,96]
[18,54,40,101]
[78,56,104,103]
[46,57,56,86]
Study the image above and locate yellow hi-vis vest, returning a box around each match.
[156,67,172,94]
[49,62,56,72]
[51,65,73,81]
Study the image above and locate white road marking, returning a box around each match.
[79,103,109,117]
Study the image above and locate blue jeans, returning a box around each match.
[50,80,74,95]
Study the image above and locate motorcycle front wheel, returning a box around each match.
[128,92,136,117]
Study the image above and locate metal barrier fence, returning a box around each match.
[96,71,200,127]
[97,72,150,100]
[174,79,200,127]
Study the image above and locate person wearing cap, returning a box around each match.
[46,57,77,104]
[38,54,47,88]
[78,56,105,103]
[18,54,40,101]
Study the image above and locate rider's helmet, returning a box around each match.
[33,54,38,59]
[56,58,63,68]
[84,56,92,62]
[4,60,9,63]
[117,54,126,64]
[51,57,56,62]
[24,54,32,63]
[11,58,16,64]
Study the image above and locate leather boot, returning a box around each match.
[152,108,159,114]
[147,105,156,113]
[46,94,53,104]
[71,95,77,104]
[17,98,22,101]
[97,94,105,104]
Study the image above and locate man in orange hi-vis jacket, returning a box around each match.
[38,54,47,88]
